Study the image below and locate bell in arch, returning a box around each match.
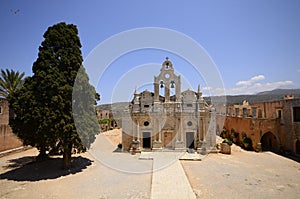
[160,80,164,88]
[170,80,175,88]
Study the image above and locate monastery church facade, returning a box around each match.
[122,58,216,152]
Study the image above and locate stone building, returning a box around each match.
[96,108,119,131]
[0,98,23,152]
[216,95,300,155]
[122,58,216,152]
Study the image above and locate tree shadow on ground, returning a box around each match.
[113,148,122,153]
[262,150,300,163]
[0,156,93,181]
[280,153,300,163]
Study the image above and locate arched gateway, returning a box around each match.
[260,132,279,152]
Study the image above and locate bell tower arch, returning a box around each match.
[154,57,181,102]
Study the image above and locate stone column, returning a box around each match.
[132,118,135,141]
[152,117,162,151]
[202,118,206,141]
[176,117,180,141]
[196,117,199,146]
[198,118,202,141]
[176,78,181,102]
[154,81,159,102]
[137,122,139,141]
[175,114,184,151]
[157,118,161,141]
[159,125,162,142]
[180,116,183,142]
[165,85,170,102]
[154,118,158,141]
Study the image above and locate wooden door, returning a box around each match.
[164,132,173,148]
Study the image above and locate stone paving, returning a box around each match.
[140,152,197,199]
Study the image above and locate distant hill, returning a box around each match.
[256,88,300,96]
[96,102,130,111]
[207,89,300,105]
[97,89,300,110]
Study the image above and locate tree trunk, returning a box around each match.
[36,147,48,161]
[63,144,72,169]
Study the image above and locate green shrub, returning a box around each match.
[242,137,253,150]
[231,131,239,138]
[222,138,233,146]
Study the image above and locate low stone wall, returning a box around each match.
[0,124,23,152]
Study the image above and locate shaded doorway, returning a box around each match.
[296,140,300,155]
[261,132,279,152]
[142,132,151,148]
[186,132,194,149]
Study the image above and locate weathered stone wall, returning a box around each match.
[216,115,281,151]
[0,124,23,152]
[0,98,23,152]
[0,98,9,125]
[282,98,300,152]
[97,109,111,120]
[122,131,133,151]
[251,101,283,119]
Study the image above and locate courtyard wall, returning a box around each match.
[0,98,23,152]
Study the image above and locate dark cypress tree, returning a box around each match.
[9,22,99,168]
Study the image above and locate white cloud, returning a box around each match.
[236,75,265,87]
[236,80,250,87]
[250,75,265,82]
[202,74,294,96]
[202,86,212,91]
[228,80,294,95]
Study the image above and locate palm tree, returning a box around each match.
[0,69,25,98]
[0,87,5,97]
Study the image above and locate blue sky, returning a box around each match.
[1,0,300,104]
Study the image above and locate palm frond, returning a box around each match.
[0,69,25,97]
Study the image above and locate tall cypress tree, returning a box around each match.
[9,22,99,168]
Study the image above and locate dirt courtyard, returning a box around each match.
[182,150,300,199]
[0,131,152,199]
[0,130,299,199]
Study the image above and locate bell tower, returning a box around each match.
[154,57,181,102]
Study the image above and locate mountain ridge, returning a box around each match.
[97,88,300,109]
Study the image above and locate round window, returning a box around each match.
[187,121,192,126]
[144,121,150,126]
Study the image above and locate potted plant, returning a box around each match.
[131,146,137,155]
[220,138,232,154]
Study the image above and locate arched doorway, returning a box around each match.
[261,132,279,152]
[296,140,300,155]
